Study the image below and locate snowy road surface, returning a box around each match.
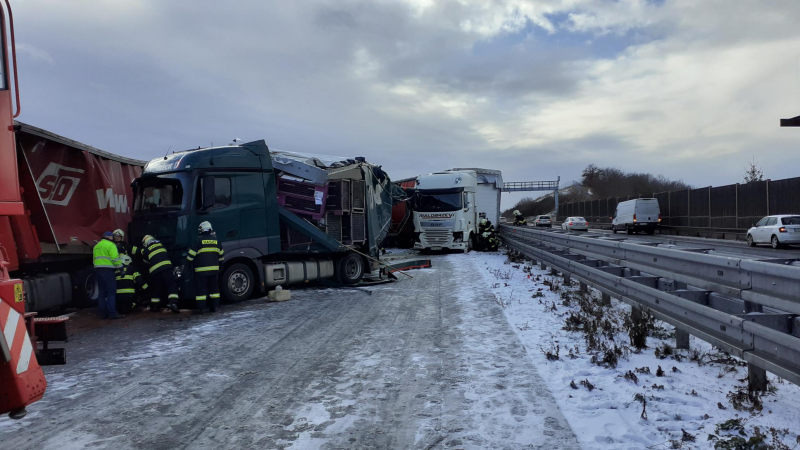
[1,255,579,449]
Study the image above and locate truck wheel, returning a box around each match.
[464,235,473,254]
[337,252,364,285]
[221,263,255,303]
[71,266,98,308]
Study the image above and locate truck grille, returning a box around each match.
[422,229,451,245]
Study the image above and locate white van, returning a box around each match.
[612,198,661,235]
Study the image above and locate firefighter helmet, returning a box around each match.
[513,210,521,216]
[480,219,487,226]
[113,229,125,239]
[199,221,213,233]
[142,235,155,246]
[120,255,132,266]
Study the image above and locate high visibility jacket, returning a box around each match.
[187,233,224,273]
[514,215,527,225]
[141,239,173,274]
[115,265,148,294]
[93,238,122,269]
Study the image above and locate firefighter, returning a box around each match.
[482,231,499,251]
[112,229,129,257]
[115,255,147,314]
[478,218,495,234]
[187,221,224,314]
[93,231,124,319]
[141,234,180,313]
[513,210,527,226]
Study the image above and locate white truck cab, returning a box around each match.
[413,170,478,252]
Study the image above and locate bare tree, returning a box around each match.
[743,156,764,184]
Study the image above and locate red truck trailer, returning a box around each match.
[386,178,417,248]
[4,122,145,311]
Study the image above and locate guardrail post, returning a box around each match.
[675,329,690,350]
[748,365,768,392]
[579,282,588,292]
[550,268,558,276]
[563,273,571,286]
[540,261,547,271]
[744,301,763,314]
[600,293,611,306]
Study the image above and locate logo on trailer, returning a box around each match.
[96,189,130,213]
[36,163,84,206]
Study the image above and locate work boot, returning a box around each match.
[167,303,180,314]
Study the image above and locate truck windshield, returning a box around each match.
[416,191,463,212]
[134,175,186,212]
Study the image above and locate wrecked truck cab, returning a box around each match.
[130,140,400,303]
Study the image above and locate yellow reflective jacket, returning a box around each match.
[93,238,121,269]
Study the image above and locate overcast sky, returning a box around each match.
[13,0,800,208]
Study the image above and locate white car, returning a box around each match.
[746,215,800,249]
[562,217,589,232]
[534,215,552,228]
[499,216,507,223]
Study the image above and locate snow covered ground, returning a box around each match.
[464,250,800,450]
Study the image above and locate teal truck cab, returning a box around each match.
[129,140,394,303]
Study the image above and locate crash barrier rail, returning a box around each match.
[558,176,800,229]
[498,225,800,388]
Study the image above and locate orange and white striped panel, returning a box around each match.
[0,298,34,375]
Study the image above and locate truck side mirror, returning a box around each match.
[201,176,216,210]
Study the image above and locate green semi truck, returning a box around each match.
[129,140,400,303]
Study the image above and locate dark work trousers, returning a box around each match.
[194,273,220,311]
[95,268,119,319]
[149,269,179,308]
[116,294,137,314]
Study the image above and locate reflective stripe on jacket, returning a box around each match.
[187,234,224,273]
[115,266,147,294]
[141,240,173,274]
[94,239,121,269]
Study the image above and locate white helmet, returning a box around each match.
[120,255,132,266]
[480,219,487,225]
[113,229,125,239]
[199,221,213,233]
[142,235,156,246]
[514,210,521,216]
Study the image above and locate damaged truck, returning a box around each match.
[130,140,404,303]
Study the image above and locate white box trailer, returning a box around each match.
[453,168,503,225]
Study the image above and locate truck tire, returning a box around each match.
[337,252,364,285]
[464,235,473,254]
[221,263,255,303]
[71,266,98,308]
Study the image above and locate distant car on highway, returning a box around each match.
[499,216,507,223]
[534,215,552,228]
[747,215,800,249]
[562,217,589,232]
[612,198,660,235]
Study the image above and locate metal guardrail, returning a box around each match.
[498,225,800,388]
